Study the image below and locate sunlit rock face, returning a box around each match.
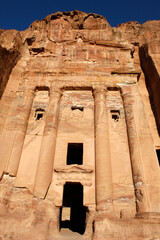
[0,10,160,240]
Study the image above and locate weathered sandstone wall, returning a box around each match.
[0,29,22,98]
[0,10,160,240]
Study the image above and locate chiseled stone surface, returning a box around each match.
[0,10,160,240]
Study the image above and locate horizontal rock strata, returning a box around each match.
[0,10,160,240]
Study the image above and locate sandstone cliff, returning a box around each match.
[0,29,22,98]
[0,10,160,240]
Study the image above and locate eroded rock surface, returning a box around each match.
[0,10,160,240]
[0,29,22,98]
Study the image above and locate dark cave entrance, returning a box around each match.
[60,182,86,235]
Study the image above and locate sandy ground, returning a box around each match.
[55,228,83,240]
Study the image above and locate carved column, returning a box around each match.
[0,88,35,177]
[93,86,113,212]
[121,84,160,214]
[34,86,62,198]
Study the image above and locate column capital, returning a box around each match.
[92,85,107,98]
[27,88,36,97]
[120,85,133,97]
[50,86,62,98]
[16,87,35,95]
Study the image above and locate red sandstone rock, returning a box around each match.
[0,11,160,240]
[0,30,22,98]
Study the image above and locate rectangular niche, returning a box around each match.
[67,143,83,165]
[110,110,120,122]
[35,108,45,121]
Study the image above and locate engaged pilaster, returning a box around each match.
[0,88,35,177]
[34,86,62,197]
[93,86,113,212]
[121,84,160,215]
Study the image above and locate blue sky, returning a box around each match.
[1,0,160,30]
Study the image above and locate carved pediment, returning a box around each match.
[54,165,93,173]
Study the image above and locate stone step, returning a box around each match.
[55,229,83,240]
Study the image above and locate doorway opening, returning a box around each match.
[67,143,83,165]
[60,182,86,235]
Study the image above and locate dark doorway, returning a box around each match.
[67,143,83,165]
[60,182,86,235]
[156,149,160,165]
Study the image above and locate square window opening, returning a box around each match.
[110,110,120,122]
[35,109,45,121]
[67,143,83,165]
[36,113,43,120]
